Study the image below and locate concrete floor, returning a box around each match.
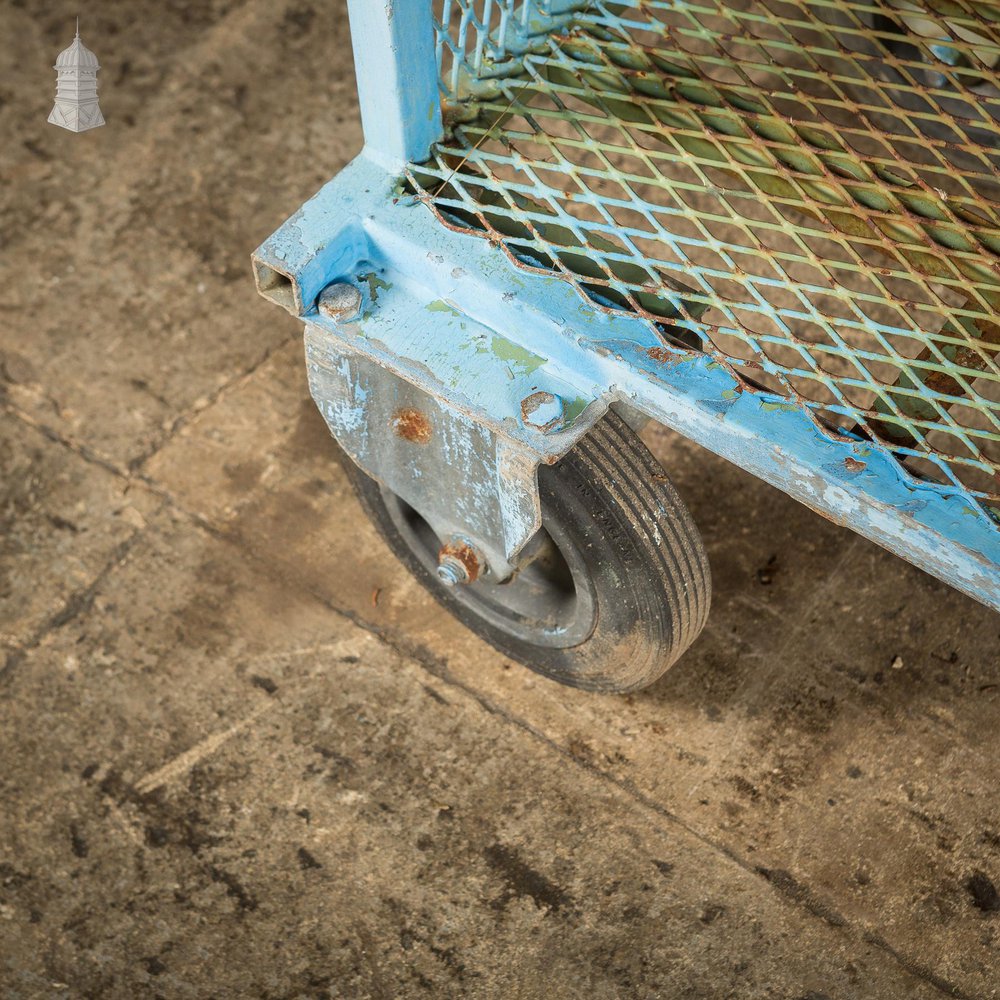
[2,1,999,997]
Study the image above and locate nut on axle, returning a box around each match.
[436,540,484,587]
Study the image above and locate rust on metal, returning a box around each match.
[520,390,565,432]
[438,540,483,583]
[646,347,673,364]
[317,282,362,322]
[521,391,551,414]
[844,457,866,473]
[391,407,432,444]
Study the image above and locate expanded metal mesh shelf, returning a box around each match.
[410,0,1000,519]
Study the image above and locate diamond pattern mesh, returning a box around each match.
[414,0,1000,518]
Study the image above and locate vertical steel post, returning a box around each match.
[346,0,443,169]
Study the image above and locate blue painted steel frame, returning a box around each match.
[345,0,442,167]
[254,2,1000,611]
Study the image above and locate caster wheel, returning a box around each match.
[343,410,711,693]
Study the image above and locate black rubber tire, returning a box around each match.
[343,410,711,693]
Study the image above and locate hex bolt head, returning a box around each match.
[317,282,362,322]
[520,391,566,434]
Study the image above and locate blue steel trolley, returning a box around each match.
[254,1,1000,691]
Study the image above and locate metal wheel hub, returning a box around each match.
[381,486,597,649]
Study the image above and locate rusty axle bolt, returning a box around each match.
[436,540,484,587]
[317,282,362,322]
[436,556,468,587]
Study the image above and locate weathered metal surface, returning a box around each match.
[253,153,999,609]
[390,407,434,445]
[255,0,1000,608]
[521,390,566,433]
[415,0,1000,527]
[317,282,362,322]
[435,0,585,102]
[345,0,442,167]
[305,340,549,580]
[253,151,609,573]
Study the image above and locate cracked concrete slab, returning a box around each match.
[0,417,161,652]
[0,520,958,997]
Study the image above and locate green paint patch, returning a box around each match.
[490,335,546,376]
[358,272,391,303]
[760,401,799,413]
[426,299,462,317]
[721,388,739,400]
[559,396,590,425]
